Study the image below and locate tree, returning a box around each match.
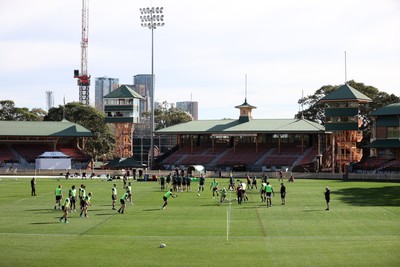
[295,80,400,126]
[143,101,193,130]
[44,102,115,160]
[0,100,46,121]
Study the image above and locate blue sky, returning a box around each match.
[1,0,399,119]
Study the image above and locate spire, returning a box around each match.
[344,51,347,84]
[235,74,256,123]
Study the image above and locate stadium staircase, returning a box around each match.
[255,147,274,165]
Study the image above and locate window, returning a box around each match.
[387,127,399,138]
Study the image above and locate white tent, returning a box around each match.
[35,151,71,170]
[188,165,205,176]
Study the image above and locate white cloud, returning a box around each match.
[1,0,399,118]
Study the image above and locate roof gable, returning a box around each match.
[320,84,372,102]
[234,98,257,109]
[103,85,144,99]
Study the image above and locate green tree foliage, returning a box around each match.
[144,101,193,130]
[0,100,46,121]
[44,102,115,160]
[295,80,400,126]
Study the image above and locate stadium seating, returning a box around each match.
[260,146,305,167]
[57,146,89,161]
[381,160,400,173]
[0,144,19,163]
[12,144,52,163]
[215,144,269,165]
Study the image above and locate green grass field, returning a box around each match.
[0,177,399,267]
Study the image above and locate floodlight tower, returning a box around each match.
[139,6,165,169]
[74,0,90,105]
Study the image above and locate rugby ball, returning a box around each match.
[160,243,166,248]
[197,193,200,197]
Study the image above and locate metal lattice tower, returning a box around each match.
[74,0,90,105]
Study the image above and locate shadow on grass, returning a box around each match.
[301,209,325,212]
[142,208,162,212]
[86,209,103,212]
[31,222,60,225]
[25,209,54,212]
[26,209,59,214]
[334,186,400,207]
[200,204,220,207]
[236,205,265,209]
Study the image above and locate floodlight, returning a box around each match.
[138,7,165,169]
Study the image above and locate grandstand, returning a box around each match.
[156,98,327,172]
[156,92,400,174]
[0,120,92,172]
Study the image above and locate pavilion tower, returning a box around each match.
[104,85,144,158]
[319,84,371,173]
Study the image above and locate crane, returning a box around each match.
[74,0,90,105]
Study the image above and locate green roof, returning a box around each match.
[370,103,400,116]
[0,120,93,137]
[324,123,358,131]
[365,139,400,148]
[319,84,372,102]
[156,118,324,134]
[103,85,144,99]
[105,157,144,169]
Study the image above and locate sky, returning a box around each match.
[1,0,399,120]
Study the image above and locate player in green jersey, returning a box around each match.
[210,179,219,198]
[68,185,77,212]
[118,190,129,214]
[161,189,176,210]
[266,182,275,207]
[54,185,63,210]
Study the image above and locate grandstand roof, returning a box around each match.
[0,120,93,138]
[370,103,400,116]
[156,118,324,134]
[319,84,372,103]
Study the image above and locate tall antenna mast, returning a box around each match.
[344,51,347,84]
[245,74,247,101]
[301,90,304,119]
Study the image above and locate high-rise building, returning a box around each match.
[133,74,153,113]
[45,91,54,111]
[95,77,119,111]
[176,101,198,120]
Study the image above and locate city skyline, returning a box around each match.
[1,0,399,120]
